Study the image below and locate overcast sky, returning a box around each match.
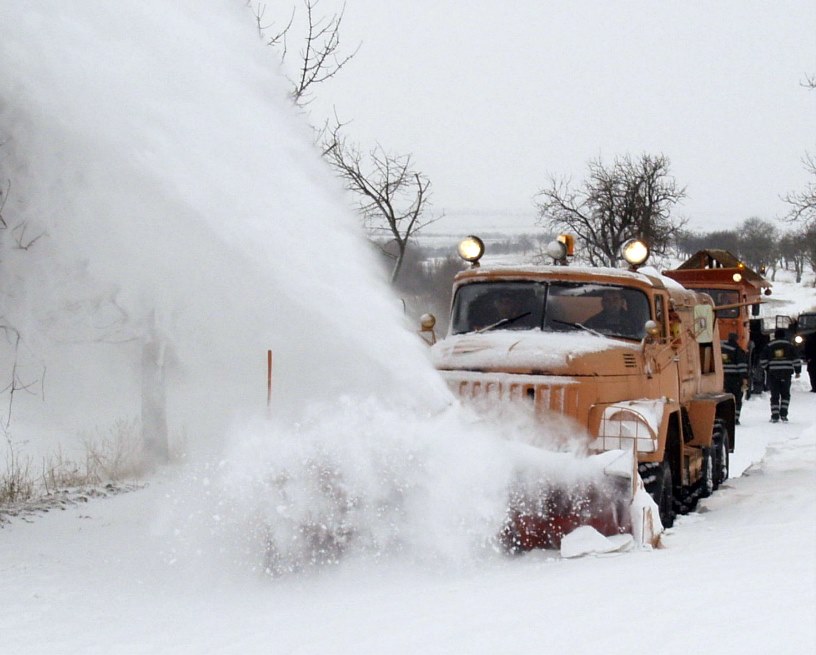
[297,1,816,233]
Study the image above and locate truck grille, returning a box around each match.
[443,372,580,418]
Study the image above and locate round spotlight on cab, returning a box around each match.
[545,239,568,263]
[732,272,743,282]
[794,334,804,345]
[457,235,485,265]
[621,239,650,268]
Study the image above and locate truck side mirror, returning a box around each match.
[751,303,760,317]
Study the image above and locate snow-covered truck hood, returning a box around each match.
[430,330,642,375]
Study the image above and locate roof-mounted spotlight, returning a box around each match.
[557,234,575,256]
[457,235,485,266]
[546,239,568,265]
[545,234,575,265]
[622,239,650,270]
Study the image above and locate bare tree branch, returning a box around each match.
[0,178,9,229]
[324,131,442,283]
[782,153,816,227]
[251,0,360,107]
[11,221,47,251]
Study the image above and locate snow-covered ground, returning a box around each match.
[1,3,814,654]
[0,386,813,654]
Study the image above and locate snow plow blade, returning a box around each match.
[500,450,661,553]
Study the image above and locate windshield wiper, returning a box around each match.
[476,311,532,333]
[550,318,604,337]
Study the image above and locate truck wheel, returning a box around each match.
[642,461,675,528]
[699,447,714,498]
[658,463,676,528]
[713,420,730,489]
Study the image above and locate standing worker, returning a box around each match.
[721,332,749,424]
[759,329,802,422]
[804,331,816,392]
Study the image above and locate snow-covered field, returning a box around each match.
[1,3,814,654]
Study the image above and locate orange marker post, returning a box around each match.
[267,349,273,415]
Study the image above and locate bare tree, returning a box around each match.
[778,229,809,283]
[535,153,687,266]
[324,132,440,283]
[738,217,779,275]
[782,76,816,226]
[673,228,743,261]
[251,0,359,107]
[805,223,816,281]
[783,153,816,227]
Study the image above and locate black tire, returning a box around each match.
[713,419,730,489]
[641,461,675,528]
[699,447,714,499]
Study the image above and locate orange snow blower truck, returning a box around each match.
[424,236,736,551]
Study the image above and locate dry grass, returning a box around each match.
[0,440,34,504]
[2,418,174,510]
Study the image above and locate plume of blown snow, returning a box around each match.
[1,2,630,577]
[0,1,449,455]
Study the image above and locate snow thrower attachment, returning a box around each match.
[501,448,639,552]
[427,236,736,553]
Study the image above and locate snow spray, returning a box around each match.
[0,2,615,574]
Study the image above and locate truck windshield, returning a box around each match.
[450,281,650,340]
[697,288,740,318]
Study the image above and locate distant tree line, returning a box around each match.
[675,218,816,284]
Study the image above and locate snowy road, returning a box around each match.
[1,387,813,655]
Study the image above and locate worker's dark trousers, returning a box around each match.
[808,360,816,391]
[768,375,792,420]
[724,376,744,421]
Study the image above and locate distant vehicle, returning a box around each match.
[791,310,816,353]
[663,250,771,396]
[795,311,816,336]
